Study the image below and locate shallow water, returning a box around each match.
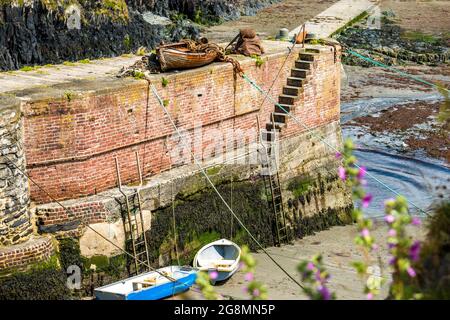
[341,96,449,219]
[352,148,449,218]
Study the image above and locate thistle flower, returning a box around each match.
[357,166,367,179]
[385,214,395,224]
[244,272,254,282]
[306,262,315,271]
[409,241,421,262]
[411,217,421,226]
[406,266,416,278]
[362,194,373,208]
[361,228,370,238]
[318,285,331,300]
[338,167,346,181]
[209,271,219,280]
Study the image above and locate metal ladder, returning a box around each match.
[115,152,151,275]
[259,120,290,246]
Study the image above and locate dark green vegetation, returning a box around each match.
[146,175,352,267]
[0,237,128,300]
[413,201,450,299]
[336,11,449,66]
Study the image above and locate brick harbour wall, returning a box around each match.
[0,236,54,272]
[22,43,341,204]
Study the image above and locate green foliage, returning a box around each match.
[0,268,72,300]
[195,271,218,300]
[78,59,90,64]
[384,197,422,300]
[206,165,222,176]
[64,90,74,102]
[132,70,145,80]
[123,34,132,51]
[63,61,76,66]
[161,77,169,87]
[401,31,442,45]
[331,10,369,36]
[251,54,265,68]
[163,99,170,107]
[298,254,335,300]
[287,177,312,198]
[240,246,268,300]
[136,46,147,56]
[95,0,129,23]
[59,238,83,271]
[19,65,41,72]
[412,202,450,299]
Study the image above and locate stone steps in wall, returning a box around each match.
[299,52,318,61]
[286,76,306,88]
[290,68,309,79]
[278,94,299,106]
[275,104,293,114]
[271,112,288,124]
[295,60,314,70]
[263,49,319,142]
[283,85,302,96]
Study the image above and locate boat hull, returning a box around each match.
[94,266,198,300]
[158,48,217,71]
[194,239,241,285]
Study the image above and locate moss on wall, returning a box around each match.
[0,253,71,300]
[146,178,276,266]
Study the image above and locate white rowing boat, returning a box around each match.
[193,239,241,285]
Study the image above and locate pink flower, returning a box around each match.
[361,228,370,238]
[357,166,367,179]
[388,229,397,237]
[306,262,315,271]
[385,214,395,224]
[409,241,421,262]
[371,244,379,251]
[244,272,254,282]
[338,167,346,181]
[318,285,331,300]
[362,194,373,208]
[253,289,260,297]
[406,266,416,278]
[411,217,421,226]
[367,292,374,300]
[209,271,219,280]
[335,152,342,159]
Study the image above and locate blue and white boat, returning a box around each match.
[193,239,241,285]
[94,266,198,300]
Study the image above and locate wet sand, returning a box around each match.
[181,223,425,300]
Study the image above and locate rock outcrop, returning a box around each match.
[0,0,279,70]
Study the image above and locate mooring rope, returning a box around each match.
[149,81,305,289]
[241,73,431,217]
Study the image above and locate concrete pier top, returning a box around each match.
[0,40,295,98]
[289,0,378,38]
